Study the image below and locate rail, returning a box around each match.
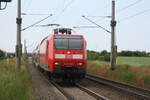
[86,74,150,100]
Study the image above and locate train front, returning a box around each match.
[52,29,86,81]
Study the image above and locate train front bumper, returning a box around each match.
[53,66,86,79]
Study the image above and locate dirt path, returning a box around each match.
[28,62,68,100]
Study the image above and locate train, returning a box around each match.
[32,28,87,82]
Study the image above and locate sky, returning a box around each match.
[0,0,150,53]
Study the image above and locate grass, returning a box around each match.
[117,57,150,66]
[87,59,150,89]
[0,58,34,100]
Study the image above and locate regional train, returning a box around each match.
[32,28,87,82]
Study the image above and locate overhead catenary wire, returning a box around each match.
[82,16,111,34]
[21,13,51,15]
[52,0,65,17]
[85,16,111,18]
[32,24,60,27]
[118,0,143,13]
[43,0,62,34]
[78,0,111,22]
[22,0,33,12]
[119,8,150,23]
[22,14,52,31]
[51,0,75,23]
[58,0,75,16]
[22,0,29,9]
[73,26,99,29]
[44,0,75,35]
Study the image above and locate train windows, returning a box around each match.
[54,38,68,49]
[69,39,82,49]
[54,36,83,50]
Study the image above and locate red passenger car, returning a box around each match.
[33,28,87,82]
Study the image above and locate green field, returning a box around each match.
[87,57,150,89]
[117,57,150,66]
[88,57,150,67]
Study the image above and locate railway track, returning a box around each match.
[50,81,75,100]
[76,83,109,100]
[33,60,150,100]
[37,67,108,100]
[36,68,70,100]
[86,74,150,100]
[51,81,109,100]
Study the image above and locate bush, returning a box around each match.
[0,59,34,100]
[0,50,5,60]
[98,56,105,61]
[87,60,150,89]
[104,54,110,62]
[141,75,150,85]
[87,50,110,62]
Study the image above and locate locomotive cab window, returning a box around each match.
[69,39,82,49]
[54,38,68,49]
[54,36,83,50]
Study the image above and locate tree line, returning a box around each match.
[0,49,14,60]
[0,49,5,60]
[87,50,150,62]
[1,49,150,61]
[118,51,150,57]
[87,50,110,62]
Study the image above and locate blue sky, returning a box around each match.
[0,0,150,52]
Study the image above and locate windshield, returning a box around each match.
[54,36,83,50]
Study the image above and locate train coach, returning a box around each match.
[33,28,87,82]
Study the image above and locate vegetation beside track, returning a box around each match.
[117,57,150,66]
[87,58,150,89]
[87,50,150,62]
[0,58,34,100]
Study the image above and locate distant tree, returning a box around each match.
[0,49,5,59]
[104,54,110,61]
[100,50,110,61]
[87,50,110,62]
[148,52,150,56]
[100,50,108,56]
[118,50,148,57]
[87,50,100,60]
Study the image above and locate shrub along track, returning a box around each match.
[79,74,150,100]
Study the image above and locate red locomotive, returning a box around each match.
[33,28,87,82]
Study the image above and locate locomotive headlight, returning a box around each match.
[54,62,60,65]
[77,62,83,66]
